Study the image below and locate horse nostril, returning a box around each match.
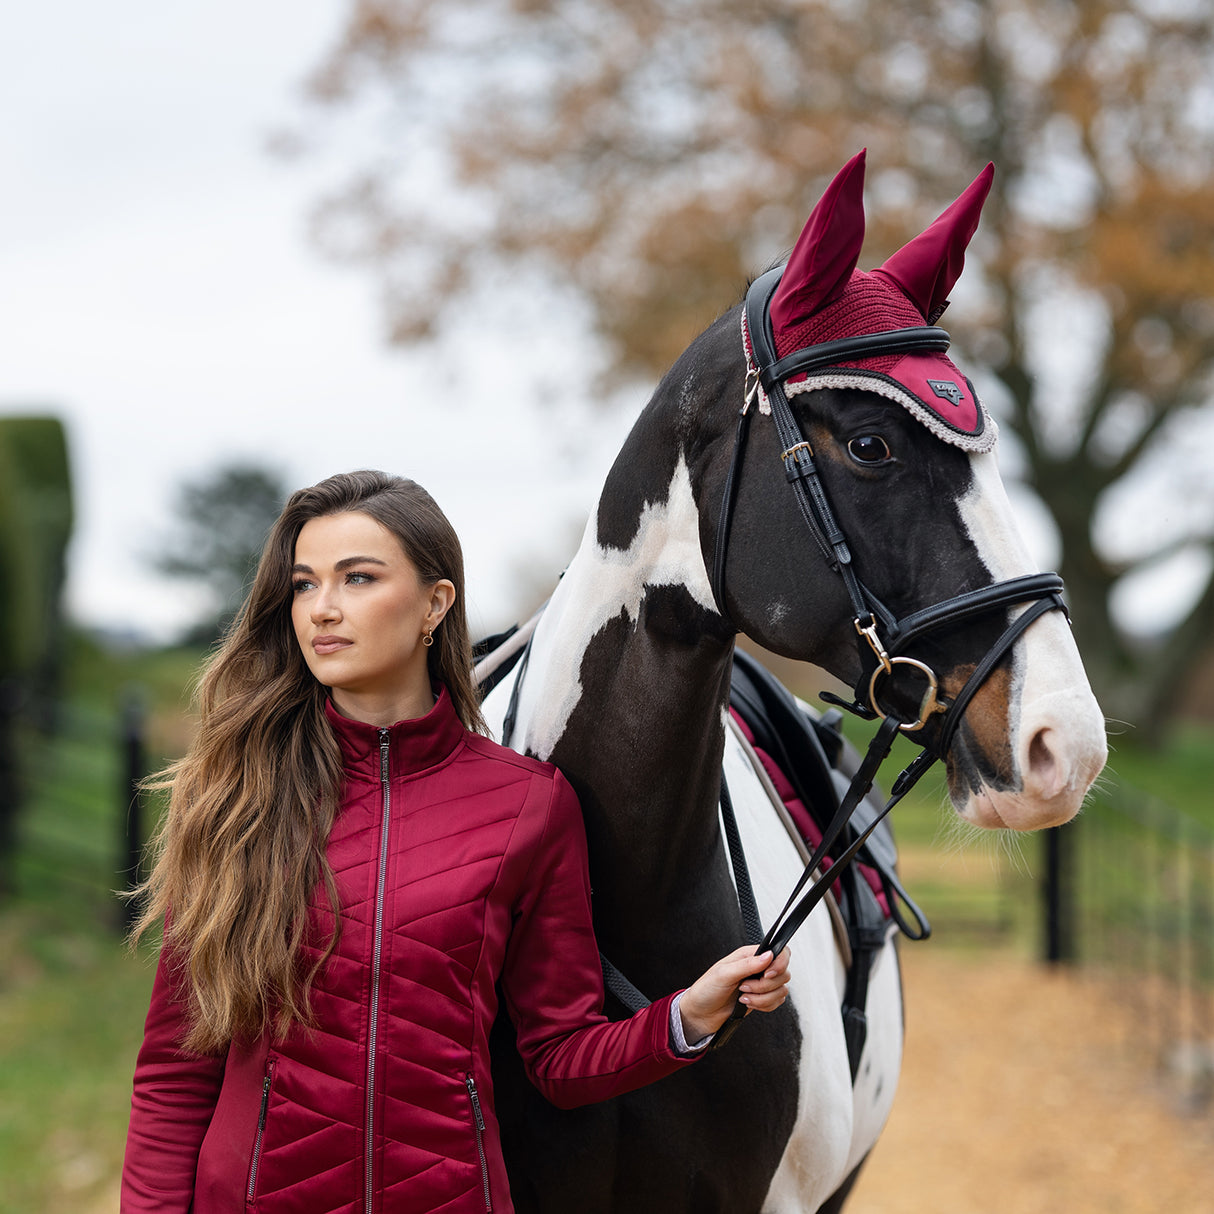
[1025,726,1064,800]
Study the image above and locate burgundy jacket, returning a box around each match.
[122,689,695,1213]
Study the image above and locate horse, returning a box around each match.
[476,150,1108,1214]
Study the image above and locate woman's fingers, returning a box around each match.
[679,945,793,1040]
[737,946,791,1008]
[713,946,791,1009]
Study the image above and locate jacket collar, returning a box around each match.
[324,685,467,784]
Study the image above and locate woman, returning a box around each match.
[122,470,789,1214]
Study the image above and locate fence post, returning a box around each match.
[1043,822,1075,963]
[119,685,146,934]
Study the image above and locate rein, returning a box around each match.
[705,267,1069,1047]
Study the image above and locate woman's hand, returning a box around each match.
[678,945,792,1044]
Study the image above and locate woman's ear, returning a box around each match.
[427,579,456,627]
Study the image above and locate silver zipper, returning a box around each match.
[246,1063,274,1202]
[365,728,393,1211]
[465,1074,492,1212]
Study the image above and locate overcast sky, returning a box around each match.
[1,1,638,643]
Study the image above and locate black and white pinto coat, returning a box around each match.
[475,157,1107,1214]
[476,398,1104,1210]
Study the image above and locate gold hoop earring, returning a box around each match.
[422,627,434,648]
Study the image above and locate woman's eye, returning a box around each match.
[292,579,315,595]
[347,571,375,585]
[847,435,892,465]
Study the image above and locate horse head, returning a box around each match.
[703,150,1107,831]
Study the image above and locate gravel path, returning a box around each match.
[851,944,1213,1213]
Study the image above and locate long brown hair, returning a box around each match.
[131,471,487,1053]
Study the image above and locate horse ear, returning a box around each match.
[873,163,995,323]
[769,150,868,335]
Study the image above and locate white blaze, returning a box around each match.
[955,453,1107,826]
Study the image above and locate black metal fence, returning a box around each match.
[1072,788,1214,1115]
[909,781,1214,1116]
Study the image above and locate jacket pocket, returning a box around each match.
[465,1073,492,1213]
[246,1058,277,1205]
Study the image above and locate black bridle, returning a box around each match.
[705,268,1069,1042]
[493,266,1070,1045]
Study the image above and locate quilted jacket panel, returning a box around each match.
[122,688,694,1214]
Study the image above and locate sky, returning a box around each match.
[1,1,638,644]
[2,3,1205,648]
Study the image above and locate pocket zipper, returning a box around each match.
[246,1062,275,1203]
[465,1073,492,1213]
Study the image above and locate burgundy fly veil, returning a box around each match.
[743,150,997,451]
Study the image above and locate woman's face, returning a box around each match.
[291,511,454,725]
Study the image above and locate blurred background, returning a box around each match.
[2,1,1212,1209]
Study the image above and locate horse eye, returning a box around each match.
[847,435,892,465]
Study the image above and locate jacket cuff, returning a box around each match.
[669,991,715,1055]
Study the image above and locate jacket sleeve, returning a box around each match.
[499,769,699,1109]
[121,942,225,1213]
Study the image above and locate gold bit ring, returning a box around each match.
[868,656,947,733]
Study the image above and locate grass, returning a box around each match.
[0,637,200,1214]
[0,919,153,1213]
[1102,723,1214,832]
[0,719,154,1213]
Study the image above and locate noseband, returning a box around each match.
[708,268,1069,1020]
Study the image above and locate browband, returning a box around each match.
[744,267,951,392]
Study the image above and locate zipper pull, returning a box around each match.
[378,727,390,783]
[465,1075,485,1131]
[258,1073,272,1129]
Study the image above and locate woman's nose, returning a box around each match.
[311,589,341,623]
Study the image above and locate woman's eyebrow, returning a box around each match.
[291,555,390,574]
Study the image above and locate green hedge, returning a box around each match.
[0,416,73,680]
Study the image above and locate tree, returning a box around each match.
[151,463,287,643]
[294,0,1214,738]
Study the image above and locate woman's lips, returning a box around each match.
[312,636,352,655]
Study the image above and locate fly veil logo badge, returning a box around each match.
[927,379,964,408]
